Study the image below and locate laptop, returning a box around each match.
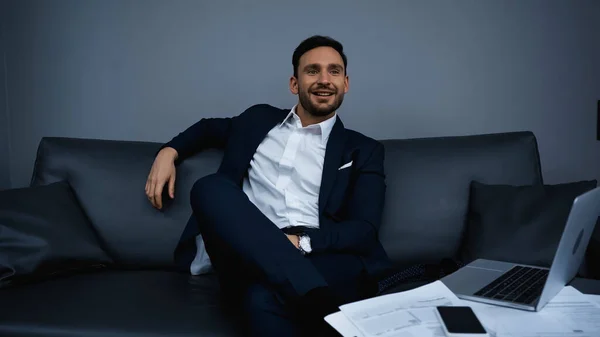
[444,186,600,312]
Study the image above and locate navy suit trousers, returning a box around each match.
[190,173,373,336]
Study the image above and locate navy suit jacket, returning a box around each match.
[165,104,393,279]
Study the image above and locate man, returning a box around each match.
[145,35,392,336]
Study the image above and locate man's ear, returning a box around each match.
[344,75,349,94]
[289,76,299,95]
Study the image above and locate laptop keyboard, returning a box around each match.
[474,266,549,305]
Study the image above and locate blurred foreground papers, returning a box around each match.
[328,280,460,337]
[325,280,600,337]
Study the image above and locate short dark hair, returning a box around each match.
[292,35,347,78]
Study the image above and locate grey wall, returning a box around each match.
[0,0,11,190]
[3,0,600,188]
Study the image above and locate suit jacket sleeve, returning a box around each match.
[307,142,386,255]
[160,116,236,164]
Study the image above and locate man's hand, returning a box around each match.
[286,234,299,249]
[145,147,178,209]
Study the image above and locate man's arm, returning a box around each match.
[161,116,236,164]
[305,142,386,255]
[148,115,237,209]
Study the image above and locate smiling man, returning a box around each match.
[146,35,392,336]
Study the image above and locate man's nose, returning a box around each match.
[317,72,331,84]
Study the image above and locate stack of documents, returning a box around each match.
[325,280,600,337]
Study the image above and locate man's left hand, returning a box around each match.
[286,234,299,249]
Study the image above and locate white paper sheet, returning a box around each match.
[338,281,461,337]
[324,312,446,337]
[586,294,600,306]
[324,312,364,337]
[326,281,600,337]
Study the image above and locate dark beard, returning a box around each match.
[298,86,344,117]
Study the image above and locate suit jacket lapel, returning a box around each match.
[246,108,289,159]
[254,109,289,144]
[318,116,346,214]
[233,108,288,184]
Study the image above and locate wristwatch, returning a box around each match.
[298,234,312,255]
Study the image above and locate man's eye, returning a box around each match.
[331,70,340,75]
[307,69,318,75]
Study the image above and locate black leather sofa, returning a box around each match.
[1,131,599,337]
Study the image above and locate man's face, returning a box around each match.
[290,46,349,117]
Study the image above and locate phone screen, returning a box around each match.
[436,306,486,334]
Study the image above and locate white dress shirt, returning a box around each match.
[190,105,336,275]
[242,105,337,229]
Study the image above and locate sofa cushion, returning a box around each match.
[0,181,113,288]
[0,270,242,337]
[378,131,543,267]
[30,137,223,269]
[461,180,597,270]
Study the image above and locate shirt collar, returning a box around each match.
[280,105,337,144]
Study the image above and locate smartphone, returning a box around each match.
[435,306,488,337]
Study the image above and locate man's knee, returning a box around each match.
[190,173,230,207]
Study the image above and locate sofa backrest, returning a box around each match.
[31,138,221,269]
[30,131,543,269]
[378,131,543,267]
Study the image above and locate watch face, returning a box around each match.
[300,236,311,252]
